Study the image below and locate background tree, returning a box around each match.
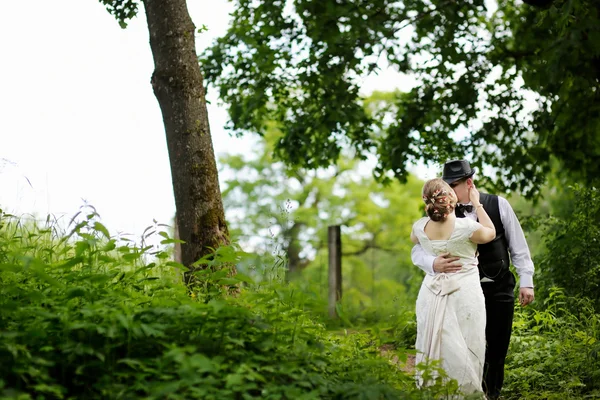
[202,0,600,198]
[98,0,232,281]
[220,109,426,323]
[221,127,424,272]
[221,91,424,279]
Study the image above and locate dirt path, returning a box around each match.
[379,344,415,374]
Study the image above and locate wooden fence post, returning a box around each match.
[328,225,342,318]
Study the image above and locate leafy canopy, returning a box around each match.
[202,0,600,197]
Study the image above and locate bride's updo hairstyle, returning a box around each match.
[422,178,456,222]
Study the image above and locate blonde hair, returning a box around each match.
[422,178,456,222]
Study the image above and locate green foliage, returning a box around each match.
[534,184,600,310]
[98,0,139,28]
[500,181,600,399]
[504,289,600,399]
[220,120,424,277]
[203,0,600,197]
[297,250,423,331]
[504,162,577,259]
[389,310,418,352]
[496,0,600,186]
[219,124,427,328]
[0,210,459,399]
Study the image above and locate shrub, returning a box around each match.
[504,288,600,399]
[535,185,600,311]
[0,210,453,399]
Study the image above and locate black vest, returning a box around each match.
[475,193,511,280]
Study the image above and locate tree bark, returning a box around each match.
[284,222,309,279]
[142,0,232,282]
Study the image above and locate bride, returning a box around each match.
[410,178,495,395]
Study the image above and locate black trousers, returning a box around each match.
[481,271,516,398]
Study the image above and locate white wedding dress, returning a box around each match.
[412,217,486,395]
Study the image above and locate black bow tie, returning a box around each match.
[456,204,474,217]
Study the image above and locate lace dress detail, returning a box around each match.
[412,217,486,395]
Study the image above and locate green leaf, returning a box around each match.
[0,264,22,273]
[160,238,186,245]
[75,241,90,257]
[93,222,110,238]
[66,286,87,299]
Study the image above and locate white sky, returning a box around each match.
[0,0,415,241]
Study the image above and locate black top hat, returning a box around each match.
[442,159,476,184]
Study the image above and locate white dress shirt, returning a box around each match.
[411,196,535,288]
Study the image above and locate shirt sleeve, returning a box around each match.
[498,196,535,288]
[411,244,436,275]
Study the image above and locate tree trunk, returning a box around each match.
[285,222,309,280]
[142,0,232,283]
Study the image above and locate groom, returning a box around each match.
[412,159,535,400]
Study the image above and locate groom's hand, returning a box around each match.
[519,287,535,306]
[433,253,462,273]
